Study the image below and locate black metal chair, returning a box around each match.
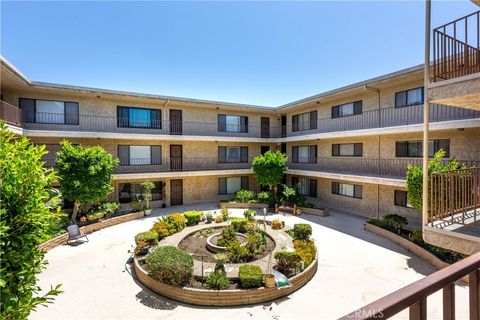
[67,225,89,245]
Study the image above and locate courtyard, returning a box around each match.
[30,205,470,320]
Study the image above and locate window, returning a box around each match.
[395,87,424,107]
[292,111,317,132]
[117,106,161,129]
[218,114,248,133]
[394,190,413,208]
[292,177,317,197]
[292,145,317,163]
[119,181,164,203]
[218,176,249,194]
[19,98,79,124]
[117,145,161,165]
[395,139,449,158]
[332,182,362,199]
[331,101,362,118]
[332,143,363,157]
[218,146,248,163]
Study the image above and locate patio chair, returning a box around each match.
[67,225,89,245]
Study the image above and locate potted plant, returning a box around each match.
[206,213,213,224]
[141,181,155,216]
[264,253,276,288]
[160,181,167,208]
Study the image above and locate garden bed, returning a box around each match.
[279,205,330,217]
[365,223,468,283]
[217,202,268,209]
[133,252,317,306]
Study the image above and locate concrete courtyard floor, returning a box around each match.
[30,204,469,320]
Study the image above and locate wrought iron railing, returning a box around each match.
[433,10,480,82]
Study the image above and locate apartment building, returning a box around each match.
[1,56,479,227]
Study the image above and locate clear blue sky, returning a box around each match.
[1,1,477,107]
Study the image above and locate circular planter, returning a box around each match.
[133,253,318,307]
[206,232,248,253]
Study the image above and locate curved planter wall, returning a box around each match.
[218,202,268,209]
[134,255,318,306]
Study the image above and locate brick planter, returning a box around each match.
[217,202,268,209]
[365,223,468,283]
[133,254,318,307]
[38,211,145,252]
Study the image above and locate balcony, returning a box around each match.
[425,167,480,255]
[287,104,480,137]
[0,101,21,127]
[288,158,480,181]
[429,11,480,110]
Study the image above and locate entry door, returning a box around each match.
[170,179,183,205]
[170,145,183,171]
[261,117,270,138]
[169,109,182,135]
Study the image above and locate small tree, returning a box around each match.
[406,149,463,211]
[56,141,118,223]
[141,181,155,210]
[0,122,63,319]
[252,150,287,199]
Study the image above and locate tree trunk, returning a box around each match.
[71,200,80,224]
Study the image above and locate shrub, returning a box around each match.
[184,211,203,226]
[238,265,263,288]
[86,210,105,221]
[226,240,252,263]
[145,246,193,286]
[231,217,248,233]
[215,215,224,223]
[1,122,63,319]
[274,251,301,275]
[292,224,312,241]
[205,271,230,290]
[246,231,267,255]
[220,205,230,221]
[369,218,389,229]
[205,213,213,222]
[98,202,120,218]
[271,219,283,230]
[141,181,155,210]
[256,191,270,203]
[244,221,258,233]
[243,209,257,220]
[150,220,171,239]
[294,240,316,268]
[235,189,255,203]
[383,214,409,233]
[252,151,287,193]
[135,231,158,246]
[134,241,150,256]
[162,213,186,233]
[217,226,237,247]
[214,253,227,274]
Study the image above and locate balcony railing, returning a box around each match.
[340,251,480,319]
[0,101,22,127]
[430,167,480,226]
[114,157,253,174]
[289,158,480,179]
[433,10,480,82]
[16,103,480,139]
[287,104,480,137]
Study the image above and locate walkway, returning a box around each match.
[30,203,469,320]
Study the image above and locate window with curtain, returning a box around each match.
[395,87,424,107]
[332,182,362,199]
[292,145,317,163]
[218,176,249,194]
[291,176,317,197]
[218,146,248,163]
[292,110,317,132]
[395,139,449,158]
[217,114,248,133]
[117,145,162,166]
[129,146,151,165]
[332,143,363,157]
[19,98,79,125]
[331,101,362,118]
[117,106,161,129]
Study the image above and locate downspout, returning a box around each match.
[422,0,432,234]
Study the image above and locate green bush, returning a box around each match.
[205,271,230,290]
[226,240,252,263]
[383,214,409,233]
[98,202,120,218]
[238,265,263,288]
[162,213,187,233]
[86,210,105,221]
[135,231,158,246]
[256,191,270,203]
[217,226,237,247]
[235,189,255,203]
[243,209,257,220]
[145,246,193,286]
[292,224,312,241]
[0,122,63,319]
[231,217,248,233]
[220,205,230,221]
[274,251,301,275]
[246,231,267,255]
[184,211,203,226]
